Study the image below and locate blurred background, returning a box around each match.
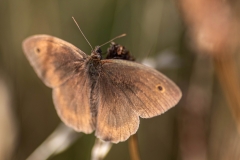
[1,0,240,159]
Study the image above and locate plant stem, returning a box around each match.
[214,53,240,133]
[128,134,141,160]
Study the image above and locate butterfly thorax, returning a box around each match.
[88,46,102,79]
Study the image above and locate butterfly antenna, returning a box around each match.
[72,17,93,50]
[99,34,126,48]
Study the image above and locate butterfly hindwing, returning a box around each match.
[95,75,140,143]
[52,67,95,133]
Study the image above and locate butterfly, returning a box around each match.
[22,34,182,143]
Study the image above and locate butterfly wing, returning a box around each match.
[22,35,95,133]
[95,59,182,143]
[22,35,88,88]
[52,69,95,133]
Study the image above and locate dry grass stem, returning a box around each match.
[26,123,81,160]
[128,134,141,160]
[91,138,112,160]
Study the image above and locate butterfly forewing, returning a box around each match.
[101,59,181,117]
[22,35,88,88]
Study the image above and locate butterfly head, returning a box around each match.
[91,46,102,60]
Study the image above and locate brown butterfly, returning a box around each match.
[22,35,182,143]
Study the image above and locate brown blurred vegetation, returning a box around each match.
[1,0,240,160]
